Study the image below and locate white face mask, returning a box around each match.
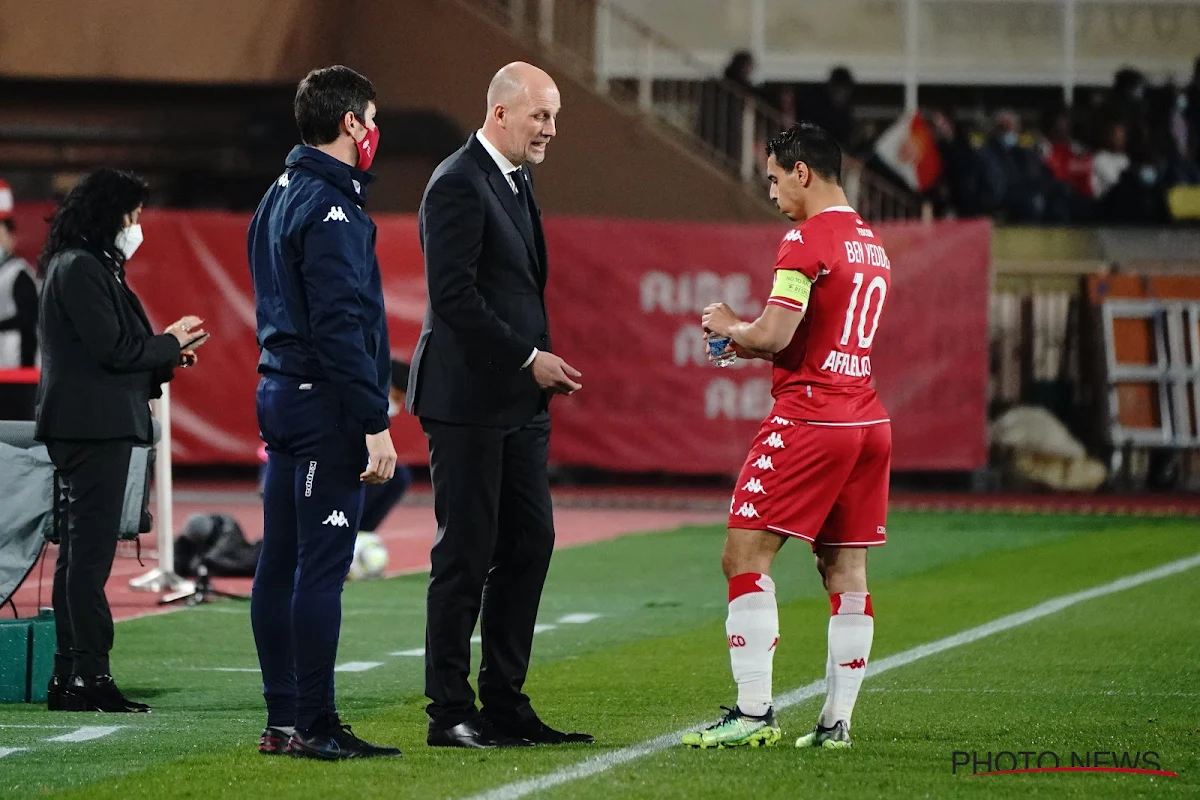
[115,223,143,260]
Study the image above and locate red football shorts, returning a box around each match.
[726,415,892,549]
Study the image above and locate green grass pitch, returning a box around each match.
[1,511,1198,798]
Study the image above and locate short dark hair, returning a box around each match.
[294,65,377,146]
[391,360,410,392]
[766,122,842,185]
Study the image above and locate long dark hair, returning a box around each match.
[38,168,149,274]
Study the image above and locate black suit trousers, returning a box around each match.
[421,413,555,729]
[45,439,133,676]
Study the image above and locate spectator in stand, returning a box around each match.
[806,67,856,153]
[1091,120,1131,200]
[1109,68,1150,127]
[1040,108,1093,197]
[698,51,761,165]
[1039,107,1094,220]
[928,110,985,219]
[978,109,1058,222]
[0,180,39,371]
[1160,83,1200,186]
[778,86,797,129]
[1096,122,1169,224]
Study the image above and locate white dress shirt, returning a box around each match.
[477,129,538,369]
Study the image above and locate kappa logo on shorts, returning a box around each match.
[752,454,775,470]
[322,510,350,528]
[769,416,794,426]
[742,477,767,495]
[734,502,761,519]
[762,432,785,449]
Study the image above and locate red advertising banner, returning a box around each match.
[8,204,989,472]
[543,217,991,473]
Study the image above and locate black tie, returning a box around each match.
[514,168,536,231]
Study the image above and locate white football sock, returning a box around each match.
[820,591,874,728]
[726,573,779,717]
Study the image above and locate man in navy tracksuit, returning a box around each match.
[247,65,401,761]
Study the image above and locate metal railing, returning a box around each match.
[460,0,921,221]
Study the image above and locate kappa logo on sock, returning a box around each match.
[838,658,867,669]
[322,510,350,527]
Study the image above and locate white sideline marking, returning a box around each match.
[0,725,79,729]
[533,624,557,634]
[466,552,1200,800]
[558,613,601,624]
[390,648,426,657]
[0,748,27,758]
[865,687,1200,697]
[335,661,383,673]
[44,726,124,743]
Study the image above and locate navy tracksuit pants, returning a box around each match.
[251,375,367,730]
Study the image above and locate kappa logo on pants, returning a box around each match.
[322,510,350,528]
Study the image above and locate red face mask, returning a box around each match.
[355,121,380,171]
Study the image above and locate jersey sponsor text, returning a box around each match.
[820,349,872,378]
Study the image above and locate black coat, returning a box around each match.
[407,134,552,427]
[35,249,180,444]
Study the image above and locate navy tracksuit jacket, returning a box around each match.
[247,145,391,730]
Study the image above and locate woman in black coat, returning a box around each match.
[35,168,209,712]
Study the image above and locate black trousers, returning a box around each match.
[422,414,555,729]
[45,439,133,677]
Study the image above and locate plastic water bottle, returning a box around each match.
[707,332,737,367]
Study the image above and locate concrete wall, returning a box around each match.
[345,0,775,221]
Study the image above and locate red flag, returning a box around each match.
[874,111,943,191]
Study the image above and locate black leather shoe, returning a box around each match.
[46,675,75,711]
[427,717,533,749]
[485,715,595,745]
[287,716,401,760]
[63,675,151,713]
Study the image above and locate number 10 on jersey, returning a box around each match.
[840,272,887,349]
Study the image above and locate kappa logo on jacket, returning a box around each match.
[323,206,349,223]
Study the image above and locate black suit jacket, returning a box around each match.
[35,249,181,444]
[408,134,552,427]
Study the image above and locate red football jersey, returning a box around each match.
[766,206,891,425]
